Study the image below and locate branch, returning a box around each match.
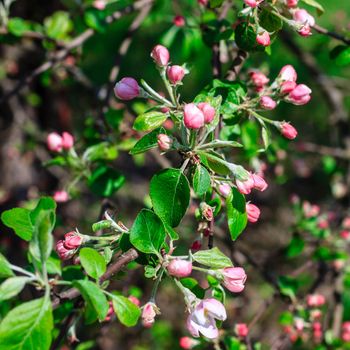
[51,248,139,309]
[312,24,350,46]
[225,49,248,81]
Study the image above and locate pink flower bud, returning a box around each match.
[256,31,270,46]
[313,321,322,331]
[198,0,208,5]
[179,337,199,349]
[280,80,297,94]
[53,190,69,203]
[47,132,63,152]
[219,183,231,198]
[167,65,185,84]
[114,77,140,100]
[310,309,322,320]
[167,259,192,278]
[157,134,172,151]
[260,96,277,110]
[340,230,350,240]
[200,203,214,221]
[294,9,315,27]
[252,173,268,191]
[307,294,326,308]
[317,218,329,229]
[342,331,350,342]
[142,302,158,328]
[236,174,255,195]
[280,122,298,140]
[343,322,350,333]
[294,318,304,332]
[298,25,312,37]
[183,103,205,129]
[285,0,298,7]
[279,65,297,82]
[302,201,320,217]
[249,71,269,87]
[222,267,247,293]
[56,240,74,260]
[63,231,83,250]
[93,0,106,10]
[151,45,170,66]
[105,301,114,321]
[244,0,263,8]
[342,217,350,229]
[287,84,312,105]
[62,132,74,150]
[173,15,185,27]
[235,323,249,338]
[246,203,260,223]
[191,239,202,251]
[198,102,216,124]
[128,296,141,307]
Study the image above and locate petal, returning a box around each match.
[186,314,200,337]
[203,298,227,321]
[198,316,219,339]
[224,281,245,293]
[191,302,207,326]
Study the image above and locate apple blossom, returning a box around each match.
[198,102,216,124]
[53,190,69,203]
[279,65,297,82]
[280,122,298,140]
[249,71,269,87]
[142,302,159,328]
[167,259,192,278]
[157,134,172,151]
[151,45,170,66]
[287,84,312,105]
[184,103,205,129]
[114,77,140,100]
[47,132,63,152]
[235,323,249,338]
[173,15,185,27]
[260,96,277,110]
[218,183,231,198]
[246,203,261,223]
[222,267,247,292]
[167,65,185,84]
[256,31,271,46]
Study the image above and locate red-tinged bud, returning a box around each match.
[173,15,185,27]
[157,134,172,151]
[342,217,350,229]
[287,84,312,105]
[183,103,205,129]
[279,122,298,140]
[191,239,202,251]
[342,331,350,342]
[142,302,159,328]
[167,65,185,84]
[244,0,263,8]
[235,323,249,338]
[222,267,247,293]
[105,301,114,322]
[246,203,261,223]
[198,102,216,124]
[260,96,276,110]
[56,240,74,260]
[167,259,192,278]
[200,203,214,221]
[302,201,320,218]
[128,296,141,307]
[219,183,231,198]
[63,231,84,250]
[285,0,298,7]
[163,119,174,129]
[298,25,312,37]
[252,173,268,191]
[114,77,140,100]
[62,132,74,150]
[179,337,200,349]
[47,132,63,152]
[53,190,69,203]
[236,174,255,195]
[317,218,329,229]
[151,45,170,66]
[342,322,350,334]
[256,31,270,46]
[307,294,326,308]
[294,9,315,27]
[310,309,322,320]
[294,318,304,332]
[197,0,208,5]
[249,71,269,87]
[340,230,350,240]
[280,80,297,94]
[279,65,297,82]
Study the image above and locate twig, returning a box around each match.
[312,24,350,46]
[295,142,350,159]
[225,49,248,81]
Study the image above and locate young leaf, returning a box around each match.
[226,187,247,241]
[192,247,233,269]
[130,209,166,255]
[111,294,141,327]
[79,248,106,280]
[130,127,166,155]
[0,276,30,301]
[163,222,179,240]
[73,280,109,321]
[0,297,53,350]
[133,111,167,132]
[1,208,33,241]
[300,0,324,15]
[193,165,211,197]
[150,168,190,227]
[0,253,14,278]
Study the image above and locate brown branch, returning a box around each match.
[295,142,350,159]
[225,49,248,81]
[51,248,139,309]
[312,24,350,46]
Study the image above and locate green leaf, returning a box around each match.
[130,209,166,255]
[180,278,205,299]
[73,280,109,321]
[84,9,106,32]
[44,11,73,40]
[234,23,257,51]
[150,168,190,227]
[259,9,283,32]
[164,222,179,240]
[278,275,299,299]
[0,277,30,301]
[226,187,247,241]
[111,294,141,327]
[79,248,106,280]
[330,45,350,67]
[88,166,125,197]
[285,236,305,258]
[0,253,14,278]
[7,18,31,36]
[83,142,118,162]
[0,297,53,350]
[193,165,211,196]
[1,208,33,241]
[130,127,166,155]
[133,111,167,132]
[300,0,324,14]
[192,247,233,269]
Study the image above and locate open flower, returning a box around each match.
[187,298,227,338]
[221,267,247,292]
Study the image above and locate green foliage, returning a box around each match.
[192,247,233,269]
[0,253,14,278]
[235,23,257,51]
[79,248,107,280]
[44,11,73,40]
[133,111,168,132]
[130,127,167,155]
[192,164,211,196]
[0,277,30,301]
[110,294,141,326]
[1,208,33,241]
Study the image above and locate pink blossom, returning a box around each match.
[173,15,185,27]
[47,132,63,152]
[114,77,140,100]
[246,203,261,223]
[63,231,83,250]
[184,103,205,129]
[287,84,312,105]
[342,217,350,229]
[167,259,192,278]
[280,80,297,94]
[198,102,216,124]
[260,96,277,110]
[252,173,268,191]
[198,0,208,5]
[302,201,320,217]
[167,65,185,84]
[342,322,350,333]
[142,302,158,328]
[294,9,315,27]
[244,0,263,8]
[342,331,350,342]
[128,296,141,307]
[280,122,298,140]
[236,174,255,194]
[56,240,74,260]
[294,318,304,332]
[222,267,247,292]
[285,0,298,7]
[105,301,114,321]
[279,65,297,82]
[307,294,326,308]
[191,240,202,251]
[179,337,199,349]
[256,31,270,46]
[249,71,269,87]
[219,184,231,198]
[53,190,69,203]
[61,132,74,150]
[151,45,170,66]
[235,323,249,338]
[340,230,350,240]
[93,0,106,10]
[157,134,172,151]
[187,298,227,338]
